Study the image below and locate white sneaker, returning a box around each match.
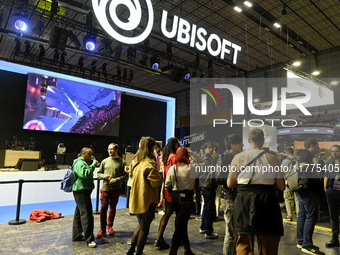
[88,241,97,248]
[205,233,219,239]
[297,244,303,249]
[199,228,205,234]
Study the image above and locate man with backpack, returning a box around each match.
[72,147,98,248]
[282,147,299,221]
[216,134,243,255]
[96,143,128,238]
[295,138,321,255]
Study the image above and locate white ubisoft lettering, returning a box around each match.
[92,0,154,44]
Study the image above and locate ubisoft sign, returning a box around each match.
[91,0,241,63]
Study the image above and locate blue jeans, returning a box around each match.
[295,190,320,247]
[200,187,216,236]
[326,187,340,236]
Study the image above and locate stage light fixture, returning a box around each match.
[183,68,190,80]
[282,4,287,15]
[194,52,200,69]
[60,51,67,66]
[311,71,320,76]
[274,23,281,28]
[123,68,127,82]
[150,56,160,70]
[83,33,96,51]
[53,49,59,63]
[102,63,107,77]
[129,70,133,82]
[14,16,28,32]
[167,43,172,61]
[244,1,252,7]
[24,40,31,54]
[139,54,148,66]
[113,46,122,61]
[234,6,242,12]
[14,38,21,51]
[116,66,121,80]
[91,60,97,73]
[293,61,301,66]
[331,81,338,85]
[127,47,136,63]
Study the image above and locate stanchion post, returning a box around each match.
[93,178,100,214]
[9,179,26,225]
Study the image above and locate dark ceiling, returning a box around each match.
[0,0,339,96]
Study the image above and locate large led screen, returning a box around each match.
[23,73,121,136]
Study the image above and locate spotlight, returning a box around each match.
[139,54,148,66]
[234,6,242,12]
[14,38,21,51]
[274,23,281,28]
[14,16,28,32]
[24,40,31,54]
[123,68,127,82]
[331,81,338,85]
[282,4,287,15]
[167,43,172,61]
[183,68,190,80]
[129,70,133,82]
[83,33,96,51]
[311,71,320,76]
[116,66,121,80]
[150,56,160,70]
[292,61,301,66]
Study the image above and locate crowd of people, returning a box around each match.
[69,129,340,255]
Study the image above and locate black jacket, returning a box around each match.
[199,154,217,189]
[216,151,237,200]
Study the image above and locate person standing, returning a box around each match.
[97,143,128,238]
[282,147,299,221]
[324,145,340,248]
[154,137,180,249]
[227,129,285,255]
[72,147,98,248]
[126,137,162,255]
[217,134,243,255]
[295,138,321,254]
[200,141,219,239]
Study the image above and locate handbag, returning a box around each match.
[171,165,195,215]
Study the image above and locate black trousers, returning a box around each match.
[73,190,95,244]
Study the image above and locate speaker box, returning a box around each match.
[21,161,39,171]
[49,26,69,51]
[170,67,184,83]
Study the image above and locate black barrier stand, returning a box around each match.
[93,178,100,214]
[8,179,26,225]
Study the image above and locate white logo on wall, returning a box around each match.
[91,0,154,44]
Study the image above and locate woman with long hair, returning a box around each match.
[165,146,204,255]
[154,137,180,249]
[126,137,162,255]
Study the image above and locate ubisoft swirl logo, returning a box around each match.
[92,0,154,44]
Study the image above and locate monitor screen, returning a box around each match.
[23,73,121,136]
